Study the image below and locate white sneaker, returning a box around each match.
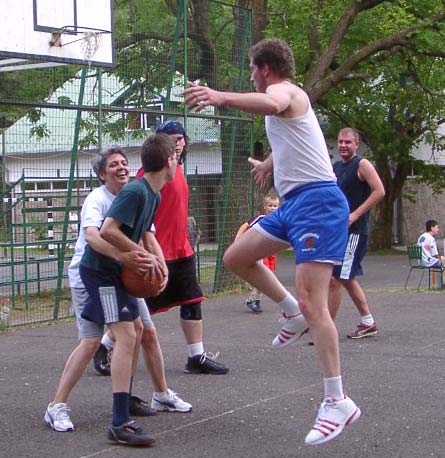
[44,403,74,432]
[151,389,192,413]
[305,396,361,446]
[272,313,309,349]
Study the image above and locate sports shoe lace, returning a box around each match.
[54,404,71,422]
[278,312,293,324]
[318,398,336,418]
[166,389,180,402]
[201,351,220,362]
[125,420,143,433]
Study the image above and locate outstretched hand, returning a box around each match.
[183,81,223,112]
[248,157,271,188]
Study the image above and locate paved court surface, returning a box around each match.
[1,253,444,458]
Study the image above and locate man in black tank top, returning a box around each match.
[329,128,385,339]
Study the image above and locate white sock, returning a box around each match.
[278,292,301,317]
[323,376,344,400]
[154,390,169,399]
[187,342,204,358]
[101,331,115,350]
[361,314,374,326]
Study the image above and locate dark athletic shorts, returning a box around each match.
[145,255,205,315]
[332,233,368,280]
[80,265,139,325]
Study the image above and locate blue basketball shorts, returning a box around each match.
[332,233,368,279]
[79,265,139,325]
[255,181,349,264]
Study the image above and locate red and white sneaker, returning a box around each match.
[305,396,361,446]
[347,322,378,339]
[272,313,309,349]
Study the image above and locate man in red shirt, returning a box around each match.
[136,121,228,375]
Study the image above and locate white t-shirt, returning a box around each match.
[68,185,116,288]
[68,184,156,288]
[417,232,440,267]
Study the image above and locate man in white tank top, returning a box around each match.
[184,38,360,446]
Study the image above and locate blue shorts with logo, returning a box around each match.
[79,265,139,325]
[332,233,368,279]
[256,181,349,264]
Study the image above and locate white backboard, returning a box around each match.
[0,0,114,67]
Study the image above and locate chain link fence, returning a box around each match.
[0,1,255,328]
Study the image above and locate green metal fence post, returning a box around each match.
[20,175,30,309]
[53,67,88,319]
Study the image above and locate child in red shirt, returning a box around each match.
[235,191,280,313]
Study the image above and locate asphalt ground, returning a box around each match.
[1,252,444,458]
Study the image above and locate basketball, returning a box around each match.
[121,266,166,298]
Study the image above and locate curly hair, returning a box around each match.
[248,38,295,80]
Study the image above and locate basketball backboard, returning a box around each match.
[0,0,114,68]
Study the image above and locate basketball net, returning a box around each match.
[80,31,102,66]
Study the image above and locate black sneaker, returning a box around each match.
[184,352,229,375]
[93,343,111,376]
[129,395,157,416]
[108,420,155,446]
[245,299,263,313]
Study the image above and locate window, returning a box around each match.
[125,103,164,131]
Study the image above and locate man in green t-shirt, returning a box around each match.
[80,133,177,447]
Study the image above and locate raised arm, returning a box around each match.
[183,81,292,116]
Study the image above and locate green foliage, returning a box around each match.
[29,124,51,139]
[264,0,445,247]
[0,66,78,127]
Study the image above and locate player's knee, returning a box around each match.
[141,325,158,348]
[180,302,202,321]
[134,318,143,339]
[329,276,341,290]
[80,336,101,358]
[300,301,326,325]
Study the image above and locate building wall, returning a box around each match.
[399,179,445,245]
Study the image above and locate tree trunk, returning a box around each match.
[369,198,394,250]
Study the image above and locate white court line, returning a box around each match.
[77,340,438,457]
[77,382,319,458]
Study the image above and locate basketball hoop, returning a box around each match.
[49,26,110,65]
[80,31,102,62]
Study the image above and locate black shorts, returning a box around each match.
[146,255,204,315]
[332,233,368,280]
[79,265,139,325]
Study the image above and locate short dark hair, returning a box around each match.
[92,146,128,184]
[426,219,438,232]
[140,133,176,173]
[248,38,295,80]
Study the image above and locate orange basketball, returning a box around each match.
[121,266,165,298]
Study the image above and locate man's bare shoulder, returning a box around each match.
[264,81,309,117]
[276,83,308,117]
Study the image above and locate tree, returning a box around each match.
[111,0,258,290]
[266,0,445,248]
